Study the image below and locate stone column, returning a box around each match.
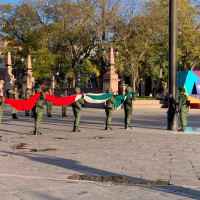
[103,47,120,93]
[4,51,15,93]
[51,75,55,93]
[22,55,35,95]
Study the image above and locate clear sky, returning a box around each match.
[0,0,21,4]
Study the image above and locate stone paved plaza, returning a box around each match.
[0,105,200,200]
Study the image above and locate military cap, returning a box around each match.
[106,88,113,93]
[178,87,185,92]
[36,88,43,93]
[74,87,80,94]
[13,85,18,88]
[125,86,132,92]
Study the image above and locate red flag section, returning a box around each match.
[5,93,41,111]
[45,94,77,106]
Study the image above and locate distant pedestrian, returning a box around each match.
[124,86,136,130]
[105,88,116,130]
[177,87,189,132]
[72,87,84,132]
[61,90,68,117]
[0,89,5,124]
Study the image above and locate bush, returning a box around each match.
[137,96,163,100]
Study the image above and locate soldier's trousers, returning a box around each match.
[73,110,81,127]
[62,106,67,116]
[124,109,132,128]
[12,108,17,114]
[47,102,52,115]
[105,109,114,126]
[25,110,30,116]
[34,110,43,132]
[0,108,2,124]
[180,110,188,129]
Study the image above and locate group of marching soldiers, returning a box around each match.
[0,85,189,134]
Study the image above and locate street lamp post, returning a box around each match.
[167,0,178,130]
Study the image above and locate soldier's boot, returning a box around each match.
[178,126,185,132]
[34,129,38,135]
[125,124,132,130]
[73,126,81,132]
[12,114,18,119]
[105,125,113,130]
[34,129,42,135]
[105,125,108,130]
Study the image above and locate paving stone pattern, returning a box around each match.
[0,105,200,199]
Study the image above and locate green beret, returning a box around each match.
[13,85,18,88]
[36,88,42,93]
[106,88,113,93]
[125,86,132,92]
[74,87,80,94]
[179,87,185,92]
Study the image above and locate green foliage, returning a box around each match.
[0,0,200,90]
[74,59,100,87]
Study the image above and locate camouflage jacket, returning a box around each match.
[124,92,136,111]
[178,94,189,111]
[8,90,19,100]
[72,97,84,111]
[105,96,116,110]
[0,96,4,109]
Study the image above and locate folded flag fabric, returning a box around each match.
[114,92,133,110]
[84,93,113,103]
[4,93,40,111]
[45,94,82,106]
[4,91,137,111]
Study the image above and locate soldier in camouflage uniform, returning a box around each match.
[30,88,36,118]
[72,87,84,132]
[0,89,5,124]
[177,87,189,132]
[32,88,46,135]
[124,86,136,130]
[105,88,116,130]
[8,85,19,119]
[46,88,53,117]
[23,88,31,116]
[61,90,68,117]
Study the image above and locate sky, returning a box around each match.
[0,0,21,4]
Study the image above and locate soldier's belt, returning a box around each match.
[36,105,43,109]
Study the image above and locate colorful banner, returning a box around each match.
[177,71,200,109]
[3,92,136,111]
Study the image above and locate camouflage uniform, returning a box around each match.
[124,86,136,129]
[32,88,46,135]
[177,87,189,131]
[72,87,84,132]
[8,86,19,119]
[61,90,68,117]
[0,90,5,124]
[23,88,31,116]
[46,89,53,117]
[105,88,116,130]
[30,88,36,117]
